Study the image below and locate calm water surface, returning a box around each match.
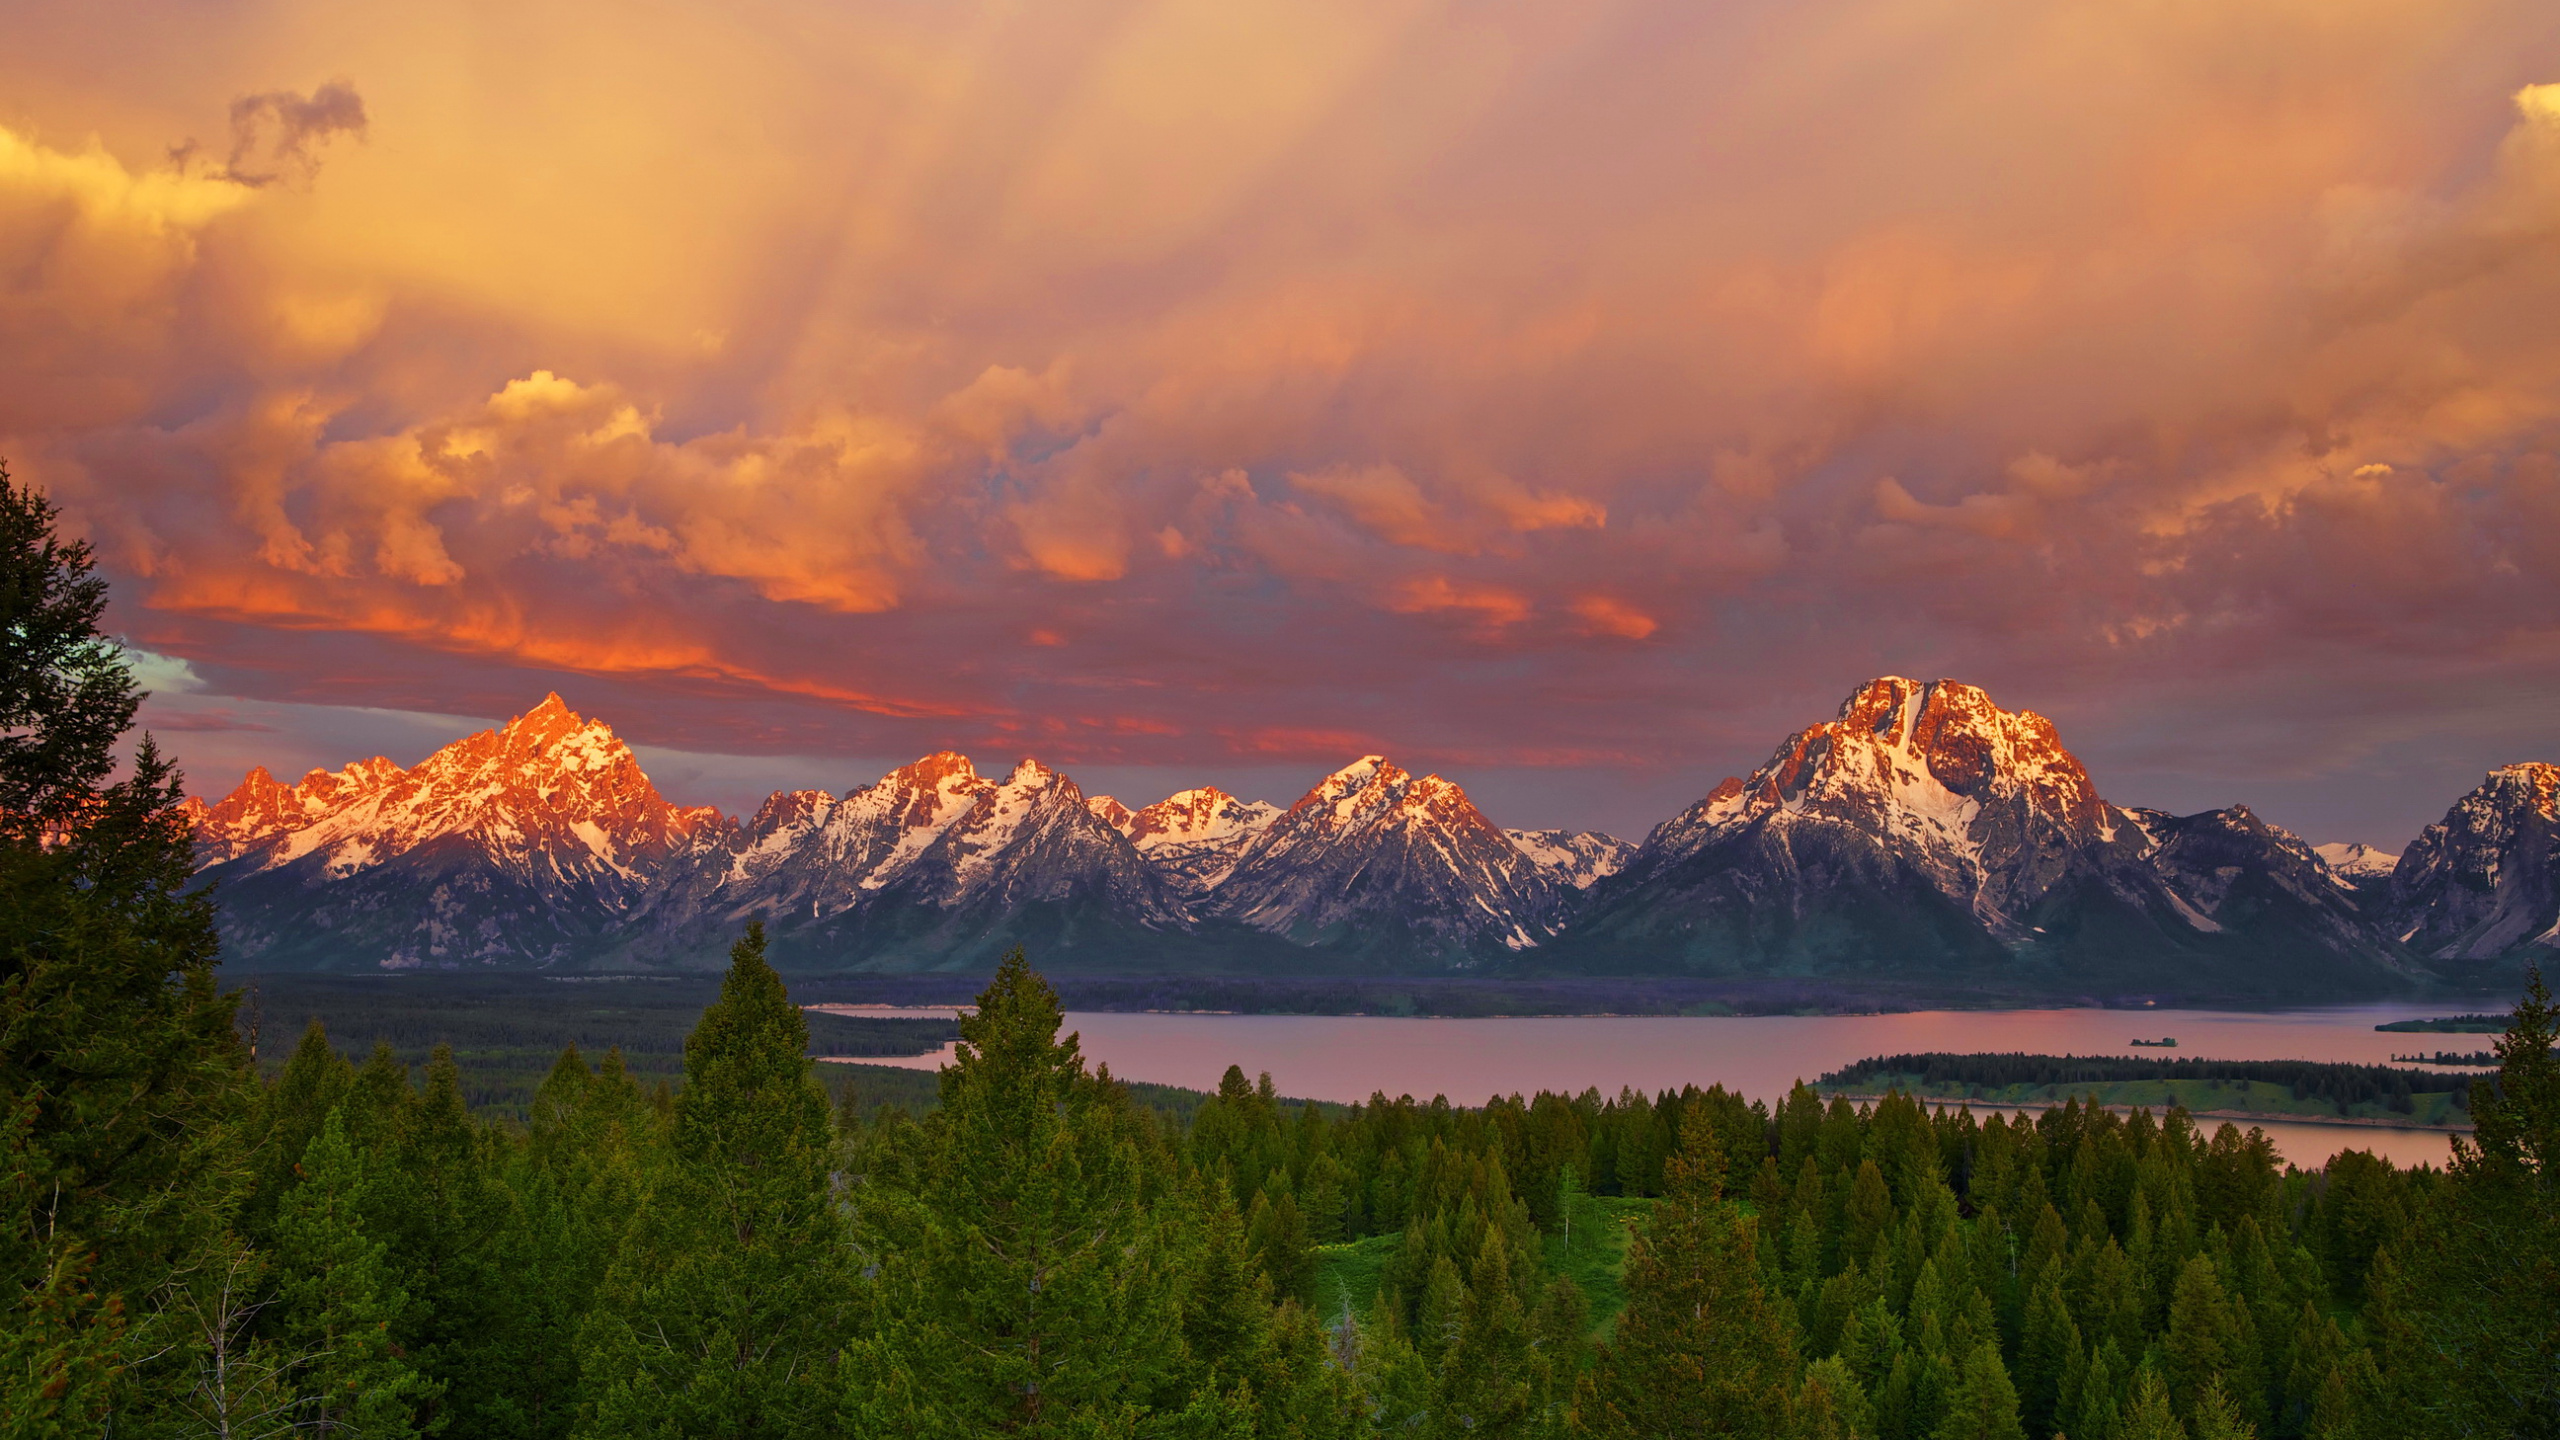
[831,1005,2476,1170]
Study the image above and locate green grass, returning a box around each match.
[1310,1232,1400,1327]
[1309,1195,1656,1340]
[1544,1196,1651,1337]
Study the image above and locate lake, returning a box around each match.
[821,1004,2479,1170]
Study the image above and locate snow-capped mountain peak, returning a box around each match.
[2315,841,2400,883]
[1634,676,2116,932]
[1118,786,1282,898]
[1210,757,1567,956]
[189,695,715,882]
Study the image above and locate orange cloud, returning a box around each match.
[1386,575,1533,631]
[1568,595,1658,640]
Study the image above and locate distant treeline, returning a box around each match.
[2373,1014,2512,1033]
[724,969,2090,1017]
[231,971,957,1116]
[1822,1052,2470,1116]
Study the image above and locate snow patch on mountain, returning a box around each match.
[1505,828,1635,889]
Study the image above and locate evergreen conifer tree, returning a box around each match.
[1433,1228,1533,1438]
[1933,1341,2026,1440]
[2405,967,2559,1436]
[268,1109,438,1437]
[0,463,249,1426]
[2119,1369,2188,1440]
[1184,1178,1274,1382]
[243,1021,355,1242]
[2018,1267,2082,1436]
[2163,1254,2244,1424]
[575,924,845,1438]
[851,948,1194,1436]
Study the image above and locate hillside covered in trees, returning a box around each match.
[6,470,2559,1436]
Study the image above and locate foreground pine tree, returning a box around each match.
[574,923,846,1438]
[2397,966,2560,1438]
[849,948,1201,1436]
[0,462,248,1428]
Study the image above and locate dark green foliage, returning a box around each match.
[850,947,1201,1436]
[0,464,249,1427]
[0,461,139,830]
[157,960,2541,1440]
[233,971,955,1116]
[2389,966,2560,1439]
[575,924,847,1437]
[267,1109,439,1436]
[1577,1101,1801,1439]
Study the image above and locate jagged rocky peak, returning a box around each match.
[964,757,1083,833]
[185,756,408,859]
[192,693,721,881]
[1211,755,1565,955]
[1271,755,1505,841]
[1299,755,1401,813]
[443,692,720,831]
[1129,787,1280,846]
[2387,761,2560,968]
[1086,794,1135,830]
[868,751,989,826]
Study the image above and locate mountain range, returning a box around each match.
[182,680,2558,1000]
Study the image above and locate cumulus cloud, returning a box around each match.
[2,2,2558,842]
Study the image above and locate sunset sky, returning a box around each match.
[6,0,2559,845]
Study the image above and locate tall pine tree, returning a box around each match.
[575,924,846,1438]
[850,948,1199,1436]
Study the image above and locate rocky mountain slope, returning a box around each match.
[2385,763,2560,984]
[1108,788,1281,900]
[1552,678,2418,998]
